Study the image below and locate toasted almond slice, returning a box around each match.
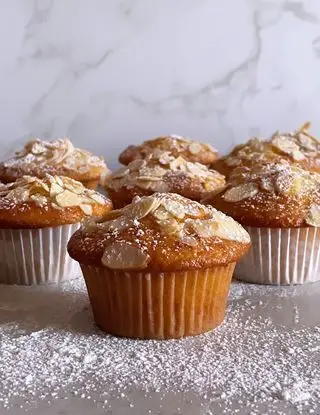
[223,183,258,202]
[80,204,93,215]
[7,188,30,202]
[30,194,48,206]
[100,216,133,232]
[128,159,147,171]
[162,199,186,219]
[306,204,320,227]
[137,176,162,182]
[189,142,202,154]
[214,220,250,243]
[63,179,85,195]
[54,176,64,187]
[185,219,216,238]
[88,192,105,204]
[152,205,171,221]
[157,218,182,234]
[128,196,161,219]
[169,156,187,171]
[56,190,81,207]
[101,243,149,269]
[112,166,130,179]
[50,183,64,197]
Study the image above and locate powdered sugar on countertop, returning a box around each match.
[1,278,320,414]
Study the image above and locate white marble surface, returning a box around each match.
[1,0,320,168]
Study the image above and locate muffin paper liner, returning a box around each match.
[80,263,235,339]
[0,224,81,285]
[235,226,320,285]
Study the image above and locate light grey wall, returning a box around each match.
[1,0,320,168]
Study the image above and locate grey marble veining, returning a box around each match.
[1,0,320,168]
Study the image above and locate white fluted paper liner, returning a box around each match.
[0,223,81,285]
[80,264,235,339]
[235,226,320,285]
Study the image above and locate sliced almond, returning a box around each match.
[128,159,147,171]
[50,183,64,197]
[169,156,187,171]
[101,243,149,269]
[161,199,186,219]
[112,166,130,179]
[223,183,258,202]
[137,176,162,182]
[56,190,81,207]
[189,142,202,155]
[152,205,171,221]
[306,204,320,227]
[157,218,182,234]
[88,192,105,204]
[185,219,216,238]
[214,220,251,243]
[30,194,48,207]
[80,204,93,215]
[6,188,30,202]
[149,181,170,193]
[100,216,133,232]
[54,176,64,187]
[128,196,161,219]
[63,179,85,195]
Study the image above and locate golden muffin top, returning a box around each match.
[106,152,225,202]
[119,135,219,166]
[214,122,320,176]
[0,175,112,228]
[0,138,109,184]
[68,192,251,271]
[203,163,320,228]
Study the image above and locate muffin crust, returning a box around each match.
[119,135,218,166]
[68,193,251,272]
[0,175,112,228]
[203,163,320,228]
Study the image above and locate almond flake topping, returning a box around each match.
[0,175,107,215]
[306,204,320,227]
[224,163,320,200]
[224,122,320,167]
[102,243,149,269]
[4,137,107,174]
[106,152,225,194]
[85,193,250,269]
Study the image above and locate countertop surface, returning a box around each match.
[1,277,320,415]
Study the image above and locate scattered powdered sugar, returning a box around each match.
[1,278,320,414]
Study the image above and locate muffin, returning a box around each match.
[214,122,320,177]
[0,137,109,189]
[68,192,250,339]
[119,135,219,166]
[105,152,225,208]
[0,175,112,284]
[203,162,320,285]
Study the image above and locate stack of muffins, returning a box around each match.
[1,127,320,340]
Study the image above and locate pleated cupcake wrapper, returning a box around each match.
[80,263,235,339]
[0,224,81,285]
[235,227,320,285]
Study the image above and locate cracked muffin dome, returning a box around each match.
[68,192,251,272]
[203,163,320,228]
[0,175,112,228]
[105,152,226,208]
[119,135,219,166]
[213,122,320,177]
[0,137,110,189]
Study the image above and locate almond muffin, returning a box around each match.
[68,193,250,339]
[214,122,320,178]
[105,152,225,208]
[0,137,110,189]
[119,135,219,166]
[0,175,112,284]
[203,162,320,285]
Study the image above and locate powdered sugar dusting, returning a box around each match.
[1,278,320,413]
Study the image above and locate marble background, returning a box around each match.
[1,0,320,168]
